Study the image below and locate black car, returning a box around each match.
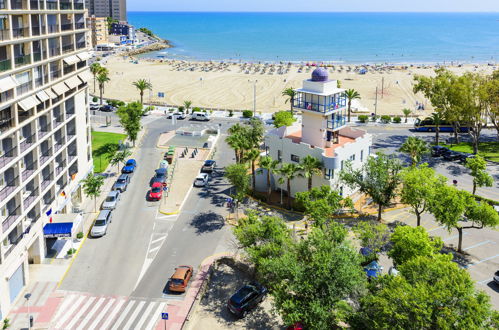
[443,150,461,161]
[227,282,267,317]
[100,105,115,112]
[151,168,167,186]
[458,153,475,163]
[431,145,449,157]
[201,160,216,173]
[494,270,499,286]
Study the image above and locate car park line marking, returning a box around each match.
[151,236,166,245]
[463,240,495,251]
[428,225,445,232]
[443,233,469,242]
[148,245,162,253]
[468,253,499,267]
[478,278,493,285]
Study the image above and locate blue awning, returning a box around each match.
[43,223,73,238]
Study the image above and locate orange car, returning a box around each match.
[168,265,193,292]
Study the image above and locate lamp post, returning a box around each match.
[24,293,32,330]
[248,79,257,116]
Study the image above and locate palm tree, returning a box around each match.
[300,155,323,191]
[96,72,110,105]
[282,87,296,114]
[132,79,152,105]
[277,163,301,209]
[430,112,443,146]
[226,134,244,163]
[402,108,412,123]
[258,156,279,202]
[90,62,102,93]
[109,148,132,172]
[183,100,192,114]
[399,136,430,166]
[244,149,261,192]
[344,89,361,122]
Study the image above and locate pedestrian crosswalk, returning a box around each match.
[51,292,167,330]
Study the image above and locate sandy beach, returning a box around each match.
[99,56,496,116]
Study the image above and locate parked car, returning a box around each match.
[151,168,167,186]
[159,160,169,170]
[90,104,100,110]
[122,159,137,174]
[101,190,120,210]
[91,210,112,237]
[191,112,210,121]
[431,145,449,157]
[166,112,186,119]
[494,270,499,286]
[443,150,461,161]
[458,153,474,163]
[100,105,115,112]
[113,174,131,192]
[194,173,209,187]
[227,282,268,317]
[168,265,193,292]
[201,160,216,173]
[148,182,163,201]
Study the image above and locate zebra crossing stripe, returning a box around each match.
[122,300,146,330]
[134,302,158,329]
[54,295,86,329]
[144,302,167,330]
[110,300,137,330]
[51,293,77,322]
[87,298,116,330]
[75,297,106,330]
[65,297,96,329]
[99,299,126,330]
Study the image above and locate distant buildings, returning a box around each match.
[86,16,109,48]
[85,0,127,22]
[263,68,372,197]
[0,0,93,317]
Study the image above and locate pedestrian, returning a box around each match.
[453,179,458,186]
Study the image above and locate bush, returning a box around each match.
[178,106,185,112]
[229,110,234,117]
[380,115,391,124]
[76,232,84,239]
[358,115,369,123]
[392,116,402,123]
[370,115,379,122]
[273,111,296,128]
[92,96,98,103]
[192,107,201,113]
[242,110,253,118]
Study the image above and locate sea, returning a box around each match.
[128,12,499,64]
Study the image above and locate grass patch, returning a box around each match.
[91,131,127,173]
[440,142,499,162]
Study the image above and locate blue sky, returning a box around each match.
[128,0,499,12]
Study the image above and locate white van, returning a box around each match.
[191,112,210,121]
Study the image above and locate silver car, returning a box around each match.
[102,190,120,210]
[113,174,130,192]
[91,210,112,237]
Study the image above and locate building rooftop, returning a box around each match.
[284,130,356,157]
[311,67,329,82]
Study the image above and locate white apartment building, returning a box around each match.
[264,67,372,197]
[0,0,93,318]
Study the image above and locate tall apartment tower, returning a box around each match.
[85,0,127,22]
[0,0,93,318]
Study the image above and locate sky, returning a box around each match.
[128,0,499,12]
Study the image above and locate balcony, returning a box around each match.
[38,125,49,139]
[30,0,40,9]
[74,2,84,10]
[0,116,13,133]
[50,69,61,80]
[12,27,29,39]
[0,146,17,169]
[4,232,24,259]
[33,52,43,62]
[56,161,66,175]
[75,22,85,30]
[61,23,73,32]
[24,187,39,208]
[327,118,347,131]
[31,26,42,36]
[0,59,11,72]
[52,117,63,128]
[14,54,31,68]
[49,47,60,57]
[54,139,64,152]
[62,44,74,53]
[39,148,52,165]
[20,132,36,152]
[2,205,21,233]
[0,175,18,202]
[16,81,32,95]
[22,164,36,181]
[46,1,57,10]
[0,30,10,41]
[60,1,71,10]
[10,0,28,10]
[41,172,53,191]
[47,25,59,34]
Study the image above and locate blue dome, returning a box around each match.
[311,67,329,82]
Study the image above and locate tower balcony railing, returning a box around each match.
[0,146,17,170]
[12,27,29,39]
[73,1,84,10]
[41,172,53,191]
[22,162,37,181]
[0,175,19,202]
[10,0,28,10]
[20,132,36,152]
[327,117,347,130]
[46,1,57,9]
[47,25,59,33]
[39,148,52,165]
[2,205,21,233]
[62,43,74,53]
[293,99,346,113]
[24,187,39,209]
[61,23,73,32]
[0,30,10,41]
[59,1,72,10]
[0,58,11,72]
[14,54,30,67]
[75,22,85,30]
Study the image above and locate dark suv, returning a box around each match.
[227,282,267,317]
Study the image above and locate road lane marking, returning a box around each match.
[144,302,167,330]
[151,236,166,245]
[149,245,162,253]
[65,296,96,329]
[55,295,86,329]
[75,297,106,330]
[134,301,157,329]
[123,300,146,330]
[110,300,136,330]
[463,240,495,251]
[100,299,126,330]
[87,298,116,330]
[468,253,499,267]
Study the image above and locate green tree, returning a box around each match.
[226,123,252,163]
[299,155,323,191]
[82,174,105,212]
[483,70,499,140]
[353,221,391,257]
[341,153,402,221]
[399,136,429,166]
[402,108,411,123]
[295,185,343,228]
[246,117,265,148]
[352,254,497,329]
[258,156,279,202]
[273,111,296,128]
[90,62,102,93]
[388,226,443,266]
[277,163,301,209]
[344,89,361,122]
[96,71,110,105]
[183,100,192,114]
[282,87,296,113]
[132,79,152,105]
[224,163,249,202]
[243,149,260,192]
[400,164,446,226]
[430,112,444,145]
[430,185,499,252]
[116,102,143,146]
[108,148,132,172]
[465,155,493,195]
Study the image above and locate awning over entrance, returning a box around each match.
[43,222,73,238]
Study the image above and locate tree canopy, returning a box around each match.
[388,226,443,266]
[116,102,143,146]
[465,155,493,195]
[273,111,296,128]
[295,185,343,228]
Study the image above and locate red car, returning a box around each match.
[148,182,163,201]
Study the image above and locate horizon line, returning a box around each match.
[127,10,499,13]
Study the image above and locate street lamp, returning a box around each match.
[248,79,257,116]
[24,293,32,330]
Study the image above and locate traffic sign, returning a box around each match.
[161,312,169,320]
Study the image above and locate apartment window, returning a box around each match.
[360,150,364,162]
[349,154,355,161]
[15,70,32,95]
[277,150,282,162]
[340,160,344,170]
[324,169,334,180]
[291,154,300,163]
